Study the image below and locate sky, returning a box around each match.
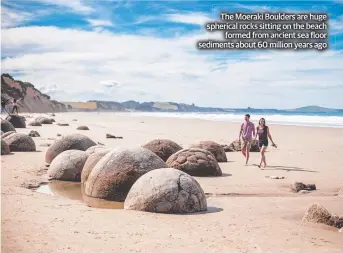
[1,0,343,109]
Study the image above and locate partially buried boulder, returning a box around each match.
[124,168,207,213]
[45,133,96,164]
[47,150,88,181]
[28,121,42,126]
[166,148,222,177]
[142,139,182,162]
[1,139,10,155]
[291,181,316,192]
[190,140,227,162]
[228,139,259,152]
[303,203,343,228]
[81,148,111,184]
[84,147,166,201]
[6,114,26,128]
[77,126,89,130]
[1,119,16,133]
[85,145,108,156]
[57,123,69,126]
[28,130,40,137]
[3,133,36,152]
[35,117,54,124]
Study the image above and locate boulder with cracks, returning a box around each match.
[142,139,182,162]
[190,140,227,162]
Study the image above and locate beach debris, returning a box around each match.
[77,125,89,130]
[57,133,61,137]
[45,133,96,164]
[142,139,182,162]
[3,133,36,152]
[35,116,54,124]
[166,148,222,177]
[28,130,40,137]
[81,148,111,184]
[84,147,166,201]
[228,139,259,152]
[40,143,51,147]
[338,188,343,198]
[221,144,233,152]
[106,133,123,139]
[291,181,316,192]
[124,168,207,214]
[5,114,26,128]
[57,123,69,126]
[190,140,227,162]
[268,176,285,179]
[1,139,11,155]
[1,131,16,139]
[1,119,16,133]
[302,203,343,229]
[85,145,109,156]
[47,150,88,182]
[28,121,42,126]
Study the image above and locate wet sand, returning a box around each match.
[1,112,343,252]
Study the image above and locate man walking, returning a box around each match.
[239,114,255,165]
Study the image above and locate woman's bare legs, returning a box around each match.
[259,146,267,168]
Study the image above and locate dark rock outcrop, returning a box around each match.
[5,114,26,128]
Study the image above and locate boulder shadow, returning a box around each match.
[187,206,224,215]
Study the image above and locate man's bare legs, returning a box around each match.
[259,146,267,168]
[241,142,247,159]
[245,142,251,165]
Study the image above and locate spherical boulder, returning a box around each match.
[166,148,222,177]
[77,126,89,130]
[81,148,111,184]
[5,114,26,128]
[142,139,182,162]
[228,139,259,152]
[124,168,207,213]
[28,121,42,126]
[45,133,96,164]
[47,150,88,181]
[35,117,54,124]
[190,140,227,162]
[85,145,108,156]
[1,119,16,133]
[1,139,10,155]
[3,133,36,152]
[1,131,16,139]
[84,147,166,201]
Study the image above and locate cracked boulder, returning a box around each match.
[45,133,96,164]
[166,148,222,177]
[190,140,227,162]
[124,168,207,213]
[85,145,108,156]
[6,114,26,128]
[1,119,16,133]
[47,150,88,181]
[35,117,54,124]
[142,139,182,162]
[302,203,343,228]
[1,139,10,155]
[3,133,36,152]
[228,139,259,152]
[84,147,166,201]
[81,148,112,184]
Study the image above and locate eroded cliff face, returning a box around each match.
[1,74,66,113]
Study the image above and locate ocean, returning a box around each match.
[123,111,343,128]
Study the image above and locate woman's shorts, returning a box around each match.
[258,140,268,148]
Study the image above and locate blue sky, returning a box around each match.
[1,0,343,109]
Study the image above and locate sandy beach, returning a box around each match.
[1,112,343,252]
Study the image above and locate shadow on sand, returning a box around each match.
[254,164,318,173]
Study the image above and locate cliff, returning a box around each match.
[1,74,66,113]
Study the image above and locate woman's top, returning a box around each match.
[257,126,268,141]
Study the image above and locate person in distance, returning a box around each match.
[238,114,255,165]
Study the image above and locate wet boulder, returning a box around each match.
[166,148,222,177]
[1,139,10,155]
[81,148,112,184]
[190,140,227,162]
[45,133,96,164]
[77,126,89,130]
[47,150,88,181]
[84,147,166,201]
[3,133,36,152]
[1,119,16,133]
[125,168,207,213]
[28,130,40,137]
[142,139,182,162]
[6,114,26,128]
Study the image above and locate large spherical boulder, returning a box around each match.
[81,148,112,183]
[190,140,227,162]
[47,150,88,181]
[85,145,108,156]
[5,114,26,128]
[142,139,182,162]
[166,148,222,177]
[1,119,16,133]
[1,139,10,155]
[124,168,207,213]
[45,134,96,164]
[36,117,54,124]
[3,133,36,152]
[84,147,166,201]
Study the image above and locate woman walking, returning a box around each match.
[12,98,22,114]
[255,118,277,168]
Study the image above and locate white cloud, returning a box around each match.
[164,12,212,25]
[1,26,343,108]
[30,0,94,14]
[87,19,114,27]
[1,6,33,28]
